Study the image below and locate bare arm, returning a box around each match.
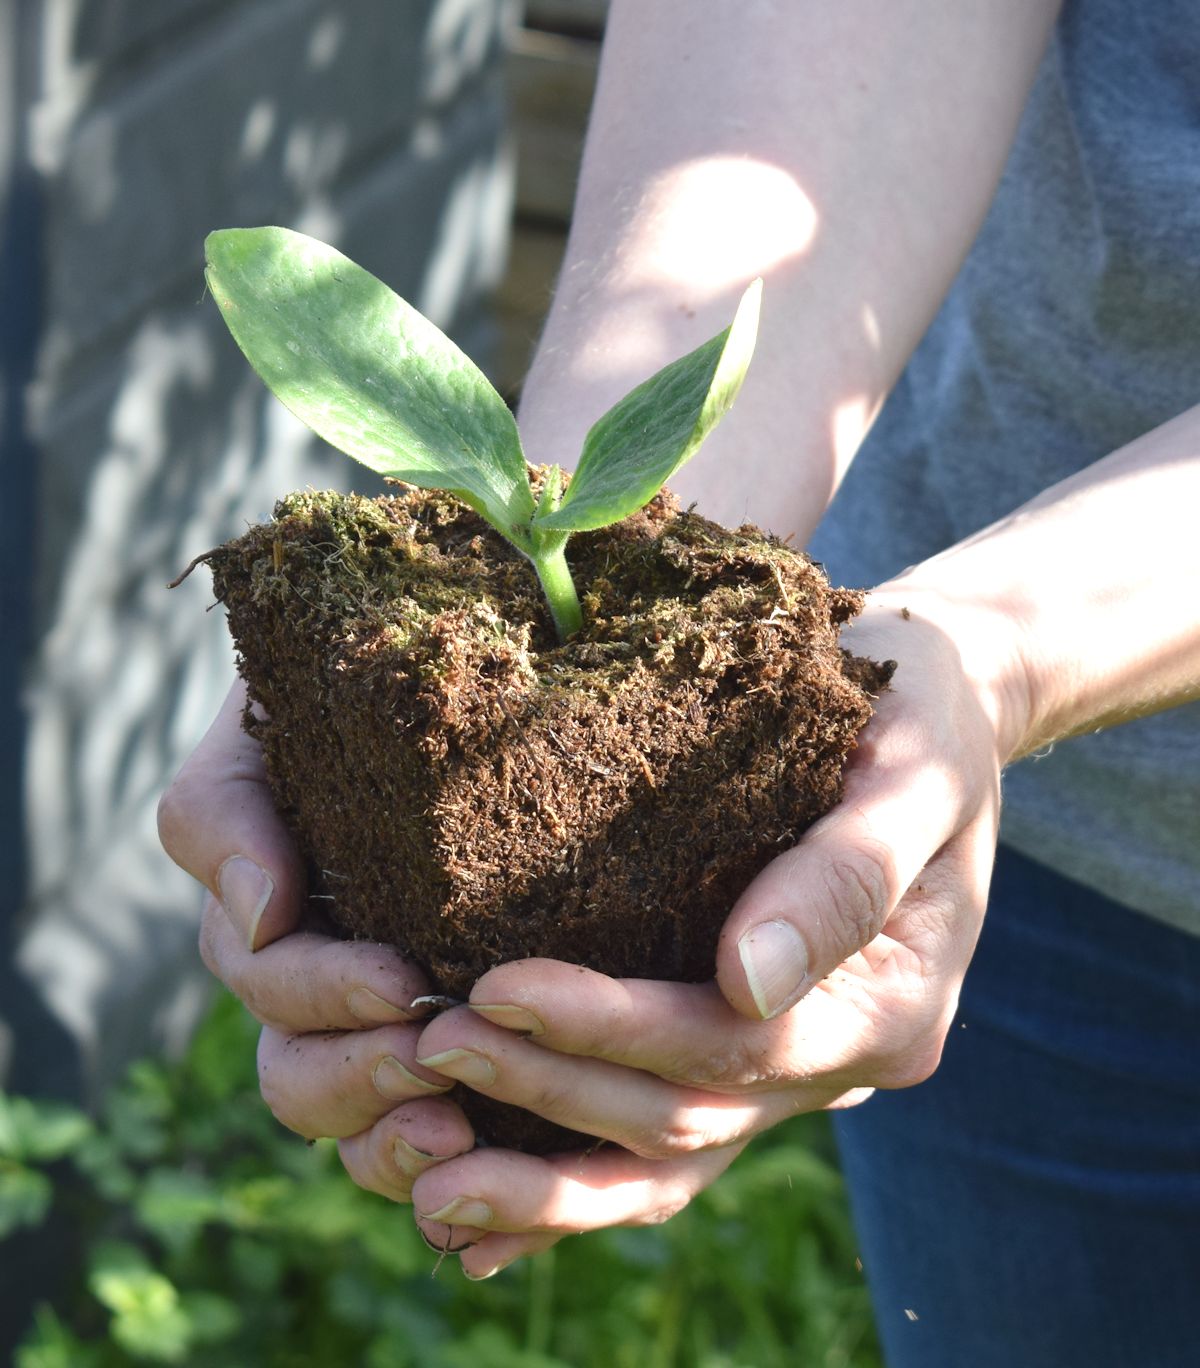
[519,0,1061,542]
[886,404,1200,764]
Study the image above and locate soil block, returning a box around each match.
[201,479,893,1152]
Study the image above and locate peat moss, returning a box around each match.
[201,475,893,1152]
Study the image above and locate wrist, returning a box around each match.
[849,578,1037,768]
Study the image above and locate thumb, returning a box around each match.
[158,681,305,950]
[716,772,953,1019]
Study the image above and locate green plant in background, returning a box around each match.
[204,227,761,640]
[4,992,880,1368]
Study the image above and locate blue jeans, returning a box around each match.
[834,845,1200,1368]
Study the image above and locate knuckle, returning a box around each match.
[337,1137,407,1203]
[226,969,271,1026]
[629,1130,694,1160]
[156,760,213,853]
[882,1055,941,1091]
[257,1083,302,1134]
[874,1036,945,1091]
[523,1077,569,1120]
[823,845,894,948]
[623,1115,723,1160]
[156,773,198,857]
[669,1039,765,1090]
[197,905,222,975]
[635,1187,694,1227]
[256,1037,312,1137]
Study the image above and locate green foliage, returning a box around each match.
[9,991,880,1367]
[0,1093,93,1238]
[204,228,535,539]
[204,227,760,639]
[535,279,761,534]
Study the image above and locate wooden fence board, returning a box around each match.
[496,9,605,393]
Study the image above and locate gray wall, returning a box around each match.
[1,0,516,1103]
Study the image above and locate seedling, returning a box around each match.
[204,227,760,640]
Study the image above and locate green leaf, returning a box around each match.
[0,1093,92,1163]
[275,1173,380,1243]
[227,1235,286,1296]
[89,1242,193,1363]
[177,1291,242,1346]
[15,1306,103,1368]
[220,1173,296,1230]
[72,1133,137,1202]
[0,1163,52,1238]
[103,1068,170,1162]
[134,1169,225,1249]
[534,279,762,532]
[205,227,535,541]
[438,1322,574,1368]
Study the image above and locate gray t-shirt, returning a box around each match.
[810,0,1200,937]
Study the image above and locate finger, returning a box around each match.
[410,1141,740,1238]
[780,823,995,1091]
[469,960,799,1091]
[256,1022,452,1139]
[468,824,991,1100]
[414,1011,814,1157]
[337,1098,475,1205]
[199,895,430,1033]
[459,1231,561,1281]
[468,956,931,1102]
[716,701,989,1020]
[465,963,911,1112]
[159,681,303,948]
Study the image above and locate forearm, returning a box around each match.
[518,0,1060,542]
[878,405,1200,761]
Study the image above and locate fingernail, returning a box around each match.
[416,1048,497,1089]
[393,1136,439,1174]
[421,1197,493,1227]
[347,987,414,1025]
[469,1003,545,1037]
[463,1263,502,1281]
[737,919,810,1019]
[217,856,274,951]
[373,1055,452,1100]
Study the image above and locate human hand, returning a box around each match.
[158,683,480,1237]
[399,586,1031,1277]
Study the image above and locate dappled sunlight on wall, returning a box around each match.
[13,0,516,1094]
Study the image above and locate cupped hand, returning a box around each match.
[400,586,1032,1278]
[159,580,1033,1279]
[158,682,477,1226]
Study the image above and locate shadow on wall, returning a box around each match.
[11,0,517,1102]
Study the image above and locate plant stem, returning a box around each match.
[531,538,583,640]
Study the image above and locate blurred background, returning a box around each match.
[2,0,535,1113]
[0,3,879,1361]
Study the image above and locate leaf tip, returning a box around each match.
[203,226,237,268]
[733,276,764,339]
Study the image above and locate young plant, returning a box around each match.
[204,227,760,640]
